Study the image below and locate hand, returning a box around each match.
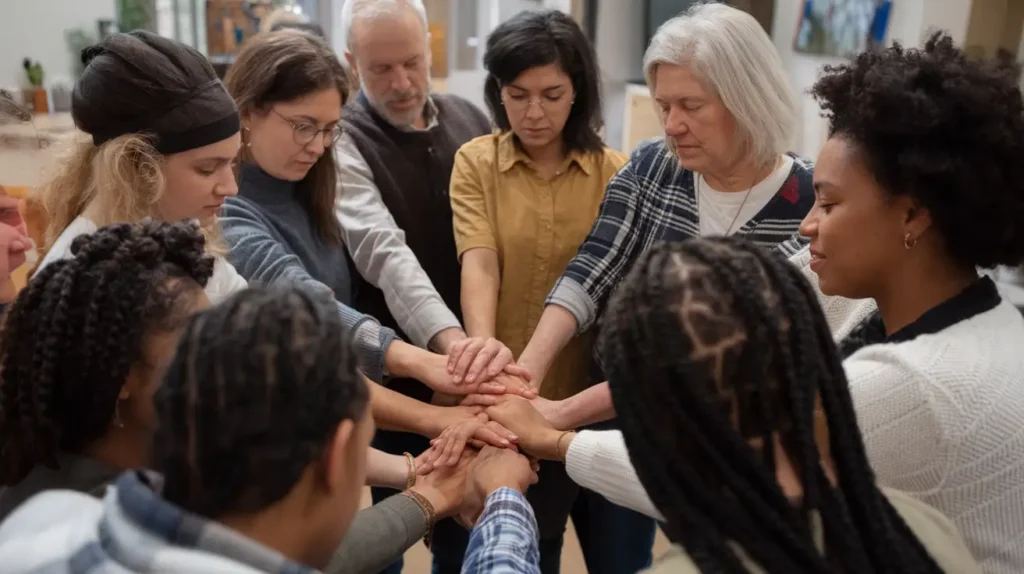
[461,394,565,429]
[447,336,532,384]
[418,351,515,396]
[429,406,516,453]
[409,447,478,517]
[422,413,518,470]
[485,396,564,460]
[460,446,539,526]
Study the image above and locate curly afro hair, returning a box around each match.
[812,32,1024,269]
[0,219,214,485]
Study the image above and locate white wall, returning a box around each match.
[594,0,645,149]
[771,0,971,159]
[2,0,116,92]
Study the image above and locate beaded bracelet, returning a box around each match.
[402,489,437,549]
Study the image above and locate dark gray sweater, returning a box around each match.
[220,164,396,381]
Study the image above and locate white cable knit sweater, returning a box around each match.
[566,248,1024,574]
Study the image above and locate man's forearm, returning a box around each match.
[517,305,579,390]
[429,326,466,354]
[553,382,615,430]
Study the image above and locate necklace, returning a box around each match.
[696,175,755,236]
[696,157,781,236]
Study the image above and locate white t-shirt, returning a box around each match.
[697,155,795,236]
[35,216,248,304]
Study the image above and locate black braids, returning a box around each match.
[599,237,944,573]
[0,220,214,485]
[749,246,876,572]
[671,243,830,571]
[606,248,817,572]
[154,285,369,519]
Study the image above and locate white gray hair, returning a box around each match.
[340,0,429,53]
[644,2,795,165]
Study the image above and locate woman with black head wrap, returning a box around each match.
[28,31,482,394]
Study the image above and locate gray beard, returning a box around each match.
[359,77,433,129]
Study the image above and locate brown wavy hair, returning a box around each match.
[225,30,350,245]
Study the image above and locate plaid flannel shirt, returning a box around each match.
[462,488,541,574]
[60,471,314,573]
[547,139,815,333]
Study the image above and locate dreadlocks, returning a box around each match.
[154,285,369,519]
[599,237,942,573]
[0,219,214,485]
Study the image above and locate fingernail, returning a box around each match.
[501,439,510,446]
[508,434,518,441]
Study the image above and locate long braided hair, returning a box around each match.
[0,220,214,485]
[600,237,942,573]
[153,285,369,518]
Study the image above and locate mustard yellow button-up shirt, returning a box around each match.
[451,132,627,400]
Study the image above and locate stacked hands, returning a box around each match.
[400,339,572,526]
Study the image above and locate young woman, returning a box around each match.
[30,31,518,454]
[0,286,491,573]
[794,33,1024,573]
[447,10,652,574]
[477,238,980,573]
[219,29,526,398]
[0,220,214,521]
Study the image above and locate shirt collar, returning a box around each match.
[496,131,593,176]
[887,276,1001,343]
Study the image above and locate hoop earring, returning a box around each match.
[242,126,252,148]
[904,232,917,250]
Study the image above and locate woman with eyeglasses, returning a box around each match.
[219,30,526,394]
[445,10,655,574]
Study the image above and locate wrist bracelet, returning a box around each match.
[402,489,436,549]
[403,452,416,489]
[555,431,576,462]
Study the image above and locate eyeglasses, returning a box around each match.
[500,92,574,115]
[272,109,344,147]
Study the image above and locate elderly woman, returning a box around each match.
[507,3,811,397]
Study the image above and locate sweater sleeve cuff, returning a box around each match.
[565,430,663,521]
[545,277,597,333]
[350,315,399,384]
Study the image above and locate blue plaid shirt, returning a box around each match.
[462,488,541,574]
[547,139,814,333]
[73,471,314,573]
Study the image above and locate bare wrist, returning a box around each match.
[429,327,466,354]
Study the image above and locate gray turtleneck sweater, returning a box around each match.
[220,164,396,381]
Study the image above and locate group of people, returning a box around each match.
[0,0,1021,572]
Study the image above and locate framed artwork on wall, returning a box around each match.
[794,0,893,57]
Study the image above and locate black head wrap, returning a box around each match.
[73,31,239,154]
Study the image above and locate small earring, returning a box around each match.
[904,232,917,250]
[242,126,252,148]
[114,401,125,429]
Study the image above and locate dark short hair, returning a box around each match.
[483,10,603,153]
[154,285,368,518]
[813,32,1024,269]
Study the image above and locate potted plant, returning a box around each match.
[22,59,47,114]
